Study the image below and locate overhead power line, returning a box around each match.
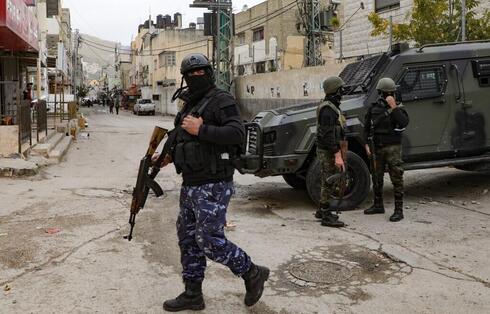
[236,1,299,33]
[81,39,208,56]
[235,0,299,29]
[80,37,210,55]
[80,36,118,50]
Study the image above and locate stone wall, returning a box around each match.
[336,0,490,59]
[234,63,345,120]
[0,126,19,157]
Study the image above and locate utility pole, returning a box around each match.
[305,0,322,66]
[461,0,466,41]
[190,0,233,91]
[73,29,80,97]
[388,15,393,50]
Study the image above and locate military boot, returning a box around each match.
[242,263,270,306]
[389,196,404,222]
[321,211,345,227]
[163,280,205,312]
[315,204,338,220]
[364,196,385,215]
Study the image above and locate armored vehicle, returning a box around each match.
[239,41,490,209]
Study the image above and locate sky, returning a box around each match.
[63,0,265,45]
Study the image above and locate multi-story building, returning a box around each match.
[233,0,337,76]
[116,45,132,91]
[130,16,209,115]
[335,0,490,59]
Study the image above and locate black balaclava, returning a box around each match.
[172,68,215,105]
[326,87,344,107]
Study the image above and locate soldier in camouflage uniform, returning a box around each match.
[155,54,269,311]
[316,76,347,228]
[364,78,409,222]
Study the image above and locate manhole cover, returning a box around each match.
[289,261,353,284]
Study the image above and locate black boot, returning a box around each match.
[364,196,385,215]
[321,211,345,227]
[163,280,205,312]
[242,263,270,306]
[315,204,338,220]
[390,196,404,222]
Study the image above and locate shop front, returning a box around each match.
[0,0,39,157]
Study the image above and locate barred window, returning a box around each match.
[159,51,176,67]
[397,66,447,101]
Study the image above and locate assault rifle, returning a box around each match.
[367,117,378,194]
[326,140,349,211]
[124,126,176,241]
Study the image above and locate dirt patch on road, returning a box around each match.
[270,245,412,304]
[0,202,98,269]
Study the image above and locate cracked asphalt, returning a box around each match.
[1,106,489,313]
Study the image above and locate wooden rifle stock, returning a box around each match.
[125,126,168,241]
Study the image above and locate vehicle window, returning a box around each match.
[397,66,447,101]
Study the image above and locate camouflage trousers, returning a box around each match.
[372,144,404,200]
[177,181,251,282]
[317,149,337,207]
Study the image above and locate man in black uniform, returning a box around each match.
[157,53,269,312]
[364,78,409,222]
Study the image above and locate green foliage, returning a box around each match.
[368,0,490,46]
[76,85,90,98]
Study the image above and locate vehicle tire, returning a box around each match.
[306,151,371,211]
[282,173,307,190]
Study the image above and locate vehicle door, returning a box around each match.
[394,63,453,158]
[447,58,490,155]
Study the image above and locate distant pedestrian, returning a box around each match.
[115,96,120,115]
[109,98,114,114]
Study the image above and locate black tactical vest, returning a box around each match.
[369,98,404,146]
[173,89,237,186]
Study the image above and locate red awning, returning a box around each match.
[0,0,39,52]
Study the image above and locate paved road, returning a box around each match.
[1,106,489,313]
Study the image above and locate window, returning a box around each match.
[252,28,264,42]
[159,51,176,67]
[375,0,400,12]
[152,94,160,101]
[397,66,447,101]
[237,65,245,76]
[236,32,245,45]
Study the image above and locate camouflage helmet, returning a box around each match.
[180,53,213,75]
[323,76,345,95]
[376,77,397,92]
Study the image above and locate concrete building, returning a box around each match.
[130,17,210,115]
[335,0,490,59]
[233,0,337,76]
[116,45,132,91]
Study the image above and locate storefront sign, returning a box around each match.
[0,0,39,52]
